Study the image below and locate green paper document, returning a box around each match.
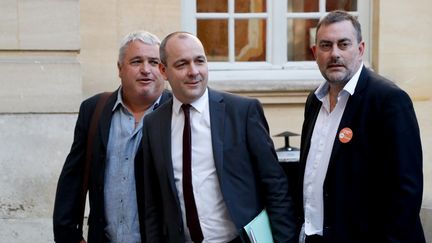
[243,209,274,243]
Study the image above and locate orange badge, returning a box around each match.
[338,127,353,143]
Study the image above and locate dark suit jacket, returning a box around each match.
[53,88,171,243]
[142,88,298,243]
[297,66,425,242]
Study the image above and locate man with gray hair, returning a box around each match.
[53,30,171,243]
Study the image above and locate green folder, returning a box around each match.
[243,209,274,243]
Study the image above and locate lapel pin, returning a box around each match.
[339,127,353,143]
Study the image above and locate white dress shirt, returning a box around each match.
[171,88,238,243]
[303,65,363,237]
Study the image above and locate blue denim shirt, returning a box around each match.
[104,88,160,242]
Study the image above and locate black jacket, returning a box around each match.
[296,67,425,242]
[142,89,298,243]
[53,89,172,243]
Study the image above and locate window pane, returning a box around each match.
[288,0,319,12]
[235,19,266,61]
[197,0,228,13]
[235,0,266,13]
[287,18,318,61]
[326,0,357,11]
[197,19,228,61]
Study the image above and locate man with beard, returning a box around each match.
[297,10,425,243]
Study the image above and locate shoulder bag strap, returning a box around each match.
[78,92,112,232]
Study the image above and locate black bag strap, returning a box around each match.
[78,92,112,232]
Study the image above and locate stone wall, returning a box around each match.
[0,0,430,242]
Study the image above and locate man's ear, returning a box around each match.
[117,62,122,78]
[358,40,365,58]
[311,45,318,60]
[159,63,168,80]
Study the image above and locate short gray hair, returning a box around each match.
[316,10,362,44]
[118,31,161,64]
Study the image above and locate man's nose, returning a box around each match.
[187,63,199,76]
[140,63,151,74]
[330,44,342,57]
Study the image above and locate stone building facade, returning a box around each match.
[0,0,431,241]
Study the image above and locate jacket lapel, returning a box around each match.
[327,66,368,169]
[302,96,321,163]
[156,100,180,204]
[208,89,225,181]
[156,92,174,186]
[99,90,118,151]
[299,94,321,189]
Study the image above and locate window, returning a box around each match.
[181,0,371,92]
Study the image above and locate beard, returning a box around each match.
[320,59,354,85]
[322,69,352,85]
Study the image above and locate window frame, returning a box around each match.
[181,0,372,92]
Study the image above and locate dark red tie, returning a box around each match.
[181,104,204,243]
